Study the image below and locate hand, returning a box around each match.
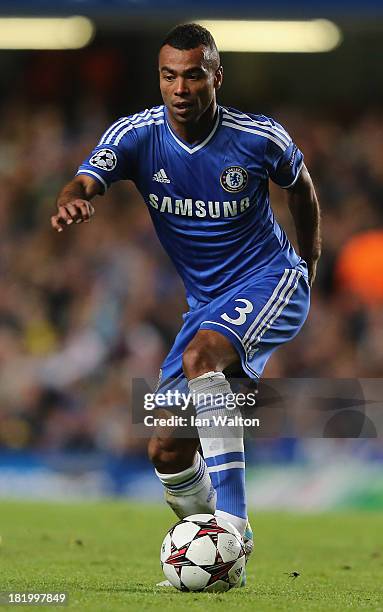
[51,200,95,233]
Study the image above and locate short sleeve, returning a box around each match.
[76,117,138,193]
[264,118,304,189]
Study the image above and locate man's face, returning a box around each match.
[159,44,222,124]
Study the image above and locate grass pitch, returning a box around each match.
[0,501,382,611]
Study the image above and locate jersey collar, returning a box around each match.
[165,106,221,154]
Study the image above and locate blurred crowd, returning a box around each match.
[0,73,382,454]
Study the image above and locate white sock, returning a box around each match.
[155,452,216,519]
[189,371,248,536]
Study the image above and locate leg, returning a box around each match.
[148,409,216,518]
[148,304,221,519]
[187,270,310,537]
[183,329,249,536]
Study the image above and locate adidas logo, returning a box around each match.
[153,168,170,183]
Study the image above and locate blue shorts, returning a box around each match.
[157,266,310,396]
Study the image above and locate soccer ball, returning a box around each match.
[160,513,246,592]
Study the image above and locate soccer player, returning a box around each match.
[52,23,321,585]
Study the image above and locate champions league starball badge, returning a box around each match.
[220,166,248,193]
[90,148,117,171]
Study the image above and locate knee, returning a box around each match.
[182,343,215,380]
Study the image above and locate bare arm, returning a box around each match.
[51,174,103,233]
[287,164,321,286]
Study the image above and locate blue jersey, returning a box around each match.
[77,104,305,307]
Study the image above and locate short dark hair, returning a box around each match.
[161,23,220,70]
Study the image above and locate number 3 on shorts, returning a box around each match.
[221,299,254,326]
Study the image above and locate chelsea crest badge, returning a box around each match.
[220,166,248,193]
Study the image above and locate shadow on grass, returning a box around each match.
[92,584,181,594]
[92,584,233,597]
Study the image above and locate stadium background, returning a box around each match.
[0,1,383,511]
